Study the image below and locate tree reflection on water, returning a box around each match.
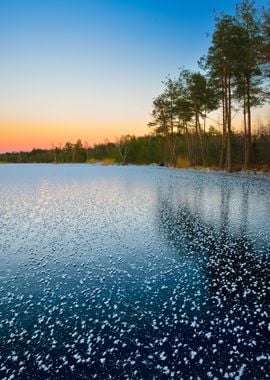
[156,178,270,378]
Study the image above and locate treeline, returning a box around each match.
[1,0,270,171]
[1,130,269,170]
[148,0,270,171]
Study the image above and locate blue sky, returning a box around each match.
[0,0,269,150]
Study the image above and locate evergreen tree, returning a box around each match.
[234,0,264,168]
[184,70,219,165]
[204,15,242,171]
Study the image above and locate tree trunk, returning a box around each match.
[246,75,252,168]
[184,123,192,164]
[219,78,227,169]
[169,99,176,166]
[196,113,205,166]
[243,95,248,170]
[226,74,232,172]
[166,133,176,167]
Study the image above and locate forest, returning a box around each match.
[1,0,270,171]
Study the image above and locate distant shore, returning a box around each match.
[1,160,269,174]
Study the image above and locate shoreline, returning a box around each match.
[1,161,269,174]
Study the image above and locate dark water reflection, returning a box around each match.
[0,165,269,379]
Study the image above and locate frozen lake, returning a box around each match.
[0,164,269,379]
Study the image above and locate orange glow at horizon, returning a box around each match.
[0,120,149,153]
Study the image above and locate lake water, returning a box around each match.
[0,164,269,379]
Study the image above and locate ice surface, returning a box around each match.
[0,164,269,379]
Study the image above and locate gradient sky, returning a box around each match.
[0,0,269,152]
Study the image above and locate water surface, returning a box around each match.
[0,165,269,379]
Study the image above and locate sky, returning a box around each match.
[0,0,269,152]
